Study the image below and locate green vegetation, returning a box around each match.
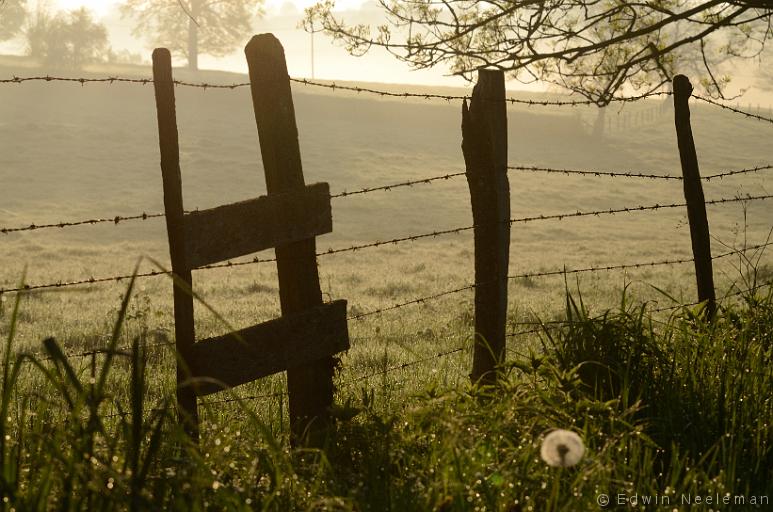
[0,60,771,509]
[0,270,770,510]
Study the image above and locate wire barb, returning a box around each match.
[2,75,668,106]
[692,95,773,125]
[2,195,770,294]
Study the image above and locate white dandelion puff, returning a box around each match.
[540,429,585,468]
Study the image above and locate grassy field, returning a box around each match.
[0,59,771,510]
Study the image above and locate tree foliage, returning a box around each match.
[0,0,26,42]
[304,0,773,104]
[121,0,264,70]
[26,7,108,69]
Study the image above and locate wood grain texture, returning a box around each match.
[152,48,199,439]
[184,183,332,268]
[462,69,510,386]
[673,75,716,319]
[189,300,349,397]
[245,33,335,443]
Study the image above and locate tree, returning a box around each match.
[26,7,108,69]
[303,1,773,104]
[0,0,26,42]
[121,0,265,71]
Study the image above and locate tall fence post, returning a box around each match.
[462,69,509,386]
[151,48,199,441]
[244,34,335,443]
[672,75,716,318]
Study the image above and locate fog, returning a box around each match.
[0,0,770,103]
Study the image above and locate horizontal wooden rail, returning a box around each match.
[188,300,349,396]
[183,183,332,268]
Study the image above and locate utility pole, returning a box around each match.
[310,23,316,79]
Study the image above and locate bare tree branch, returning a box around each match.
[304,0,773,104]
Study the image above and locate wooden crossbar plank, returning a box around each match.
[183,183,332,268]
[189,300,349,397]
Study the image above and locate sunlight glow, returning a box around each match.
[54,0,117,17]
[52,0,368,18]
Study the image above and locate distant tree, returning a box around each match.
[0,0,26,42]
[25,7,108,69]
[121,0,265,71]
[304,0,773,105]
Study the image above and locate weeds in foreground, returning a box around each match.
[0,273,770,510]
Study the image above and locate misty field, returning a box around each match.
[0,59,771,510]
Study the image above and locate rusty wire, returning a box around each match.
[2,194,771,295]
[4,163,770,235]
[1,74,667,105]
[692,95,773,125]
[508,164,773,181]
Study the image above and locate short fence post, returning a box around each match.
[245,34,336,443]
[672,75,716,318]
[462,69,509,386]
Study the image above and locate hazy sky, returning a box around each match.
[2,1,768,100]
[37,0,475,87]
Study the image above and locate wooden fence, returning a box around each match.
[2,33,771,449]
[144,35,731,445]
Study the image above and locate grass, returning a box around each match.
[0,58,772,509]
[0,268,770,510]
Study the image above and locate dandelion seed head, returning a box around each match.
[540,429,585,467]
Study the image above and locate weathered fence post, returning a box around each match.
[672,75,716,318]
[152,48,199,441]
[152,37,348,448]
[462,70,509,386]
[245,34,336,442]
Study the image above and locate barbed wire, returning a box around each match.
[1,74,669,106]
[507,165,681,180]
[349,241,772,321]
[506,193,773,224]
[330,171,466,198]
[0,212,166,234]
[650,281,773,314]
[287,79,670,106]
[5,162,770,236]
[347,346,466,384]
[0,172,466,235]
[508,164,773,181]
[704,164,773,181]
[30,240,767,361]
[692,95,773,125]
[0,75,249,89]
[2,194,770,295]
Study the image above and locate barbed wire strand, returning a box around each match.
[0,75,670,106]
[2,194,771,295]
[692,95,773,125]
[5,163,771,235]
[18,241,771,364]
[330,171,466,198]
[348,240,772,321]
[508,164,773,181]
[508,165,681,180]
[703,164,773,181]
[348,347,466,384]
[1,172,466,235]
[0,212,166,234]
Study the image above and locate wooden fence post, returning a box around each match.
[152,48,199,441]
[462,69,509,386]
[672,75,716,318]
[244,34,335,442]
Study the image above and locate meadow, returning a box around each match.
[0,57,771,510]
